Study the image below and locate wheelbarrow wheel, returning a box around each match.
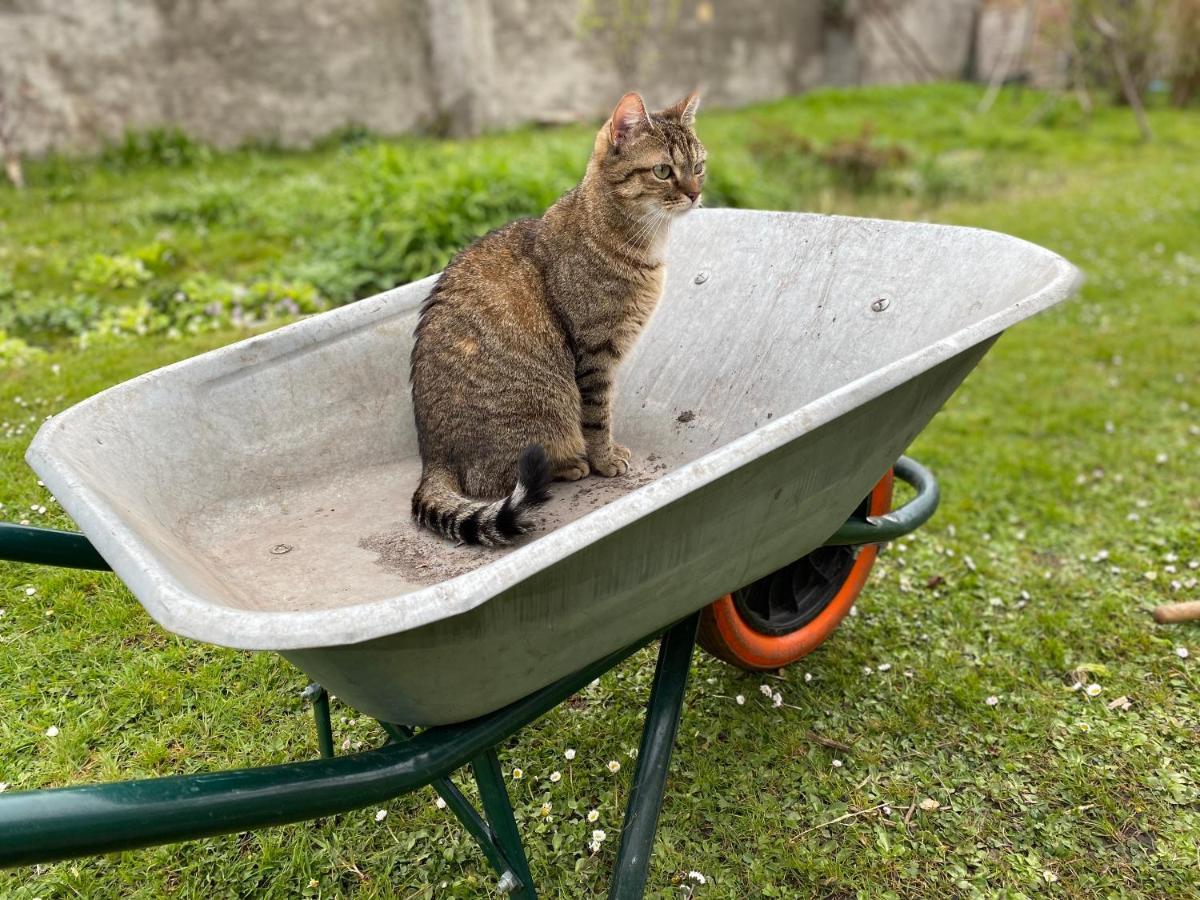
[698,469,894,671]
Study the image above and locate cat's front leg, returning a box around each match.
[576,356,629,476]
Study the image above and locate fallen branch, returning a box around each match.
[1153,601,1200,624]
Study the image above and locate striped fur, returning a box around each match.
[410,91,705,545]
[412,446,552,546]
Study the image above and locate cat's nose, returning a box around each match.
[685,190,700,203]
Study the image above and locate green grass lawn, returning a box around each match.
[1,84,1198,897]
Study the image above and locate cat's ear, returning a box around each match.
[664,90,701,127]
[608,92,652,147]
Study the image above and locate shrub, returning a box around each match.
[0,294,102,340]
[1169,0,1200,106]
[1073,0,1170,105]
[74,253,153,291]
[147,184,245,226]
[0,329,46,367]
[78,276,327,347]
[300,143,569,301]
[818,125,911,191]
[101,128,211,171]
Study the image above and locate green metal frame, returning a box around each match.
[825,456,938,546]
[0,456,937,896]
[0,522,111,570]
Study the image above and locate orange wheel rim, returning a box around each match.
[701,470,893,670]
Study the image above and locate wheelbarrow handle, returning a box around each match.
[0,627,662,868]
[822,455,940,547]
[0,522,111,570]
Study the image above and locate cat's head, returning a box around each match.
[592,91,706,217]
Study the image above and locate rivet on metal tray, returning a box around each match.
[270,543,293,555]
[694,271,709,284]
[871,297,891,312]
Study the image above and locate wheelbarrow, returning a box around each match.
[0,209,1080,896]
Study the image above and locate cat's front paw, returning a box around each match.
[588,446,630,477]
[553,456,591,481]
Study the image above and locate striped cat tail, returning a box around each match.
[412,445,552,546]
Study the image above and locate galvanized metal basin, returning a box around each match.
[28,209,1081,723]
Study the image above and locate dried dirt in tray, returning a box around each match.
[359,456,669,585]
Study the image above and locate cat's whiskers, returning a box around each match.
[637,210,670,257]
[616,208,666,256]
[643,209,671,253]
[601,185,669,252]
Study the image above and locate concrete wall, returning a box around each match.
[1,0,984,156]
[1,0,435,155]
[856,0,981,83]
[975,1,1071,89]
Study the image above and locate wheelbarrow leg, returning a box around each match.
[608,612,700,900]
[378,722,534,897]
[301,683,335,759]
[473,748,537,898]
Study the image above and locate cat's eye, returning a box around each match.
[651,164,672,180]
[694,161,705,175]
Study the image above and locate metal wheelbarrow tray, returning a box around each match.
[24,208,1080,725]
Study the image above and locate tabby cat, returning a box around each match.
[410,91,705,545]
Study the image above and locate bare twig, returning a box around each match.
[1065,12,1094,115]
[0,75,25,189]
[806,731,853,753]
[1024,1,1096,126]
[877,1,940,78]
[793,803,889,840]
[979,0,1037,114]
[1088,12,1152,141]
[1024,92,1059,126]
[861,0,940,82]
